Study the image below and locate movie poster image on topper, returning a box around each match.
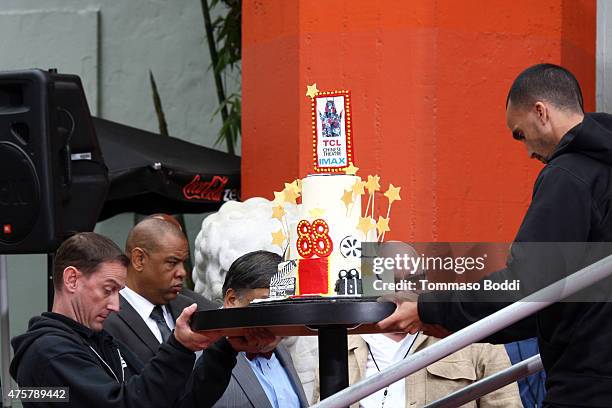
[311,89,354,173]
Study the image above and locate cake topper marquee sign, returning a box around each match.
[306,84,354,173]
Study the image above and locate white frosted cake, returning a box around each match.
[270,174,376,298]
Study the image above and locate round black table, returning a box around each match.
[191,297,396,399]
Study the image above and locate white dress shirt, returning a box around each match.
[121,286,175,344]
[359,333,417,408]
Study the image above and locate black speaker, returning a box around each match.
[0,69,109,254]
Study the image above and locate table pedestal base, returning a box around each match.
[318,326,349,401]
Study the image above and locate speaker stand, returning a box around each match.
[1,255,13,407]
[47,254,54,312]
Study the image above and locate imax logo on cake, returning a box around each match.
[318,157,346,166]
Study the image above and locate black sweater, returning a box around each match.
[418,113,612,407]
[10,312,237,408]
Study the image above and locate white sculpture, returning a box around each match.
[192,197,297,302]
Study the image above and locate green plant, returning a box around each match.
[200,0,241,155]
[149,70,169,137]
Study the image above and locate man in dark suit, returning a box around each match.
[210,251,308,408]
[104,216,217,363]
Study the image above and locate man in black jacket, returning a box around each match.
[104,215,219,364]
[378,64,612,406]
[10,232,274,408]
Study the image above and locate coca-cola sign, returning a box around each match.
[182,175,228,201]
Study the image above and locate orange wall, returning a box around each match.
[242,0,595,242]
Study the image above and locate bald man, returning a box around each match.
[104,217,218,364]
[146,213,208,305]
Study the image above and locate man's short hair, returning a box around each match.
[53,232,129,290]
[222,251,281,297]
[507,63,584,113]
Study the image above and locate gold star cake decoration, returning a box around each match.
[376,216,390,236]
[363,175,381,219]
[365,175,381,194]
[352,179,366,196]
[344,162,359,175]
[271,205,286,221]
[283,186,299,204]
[306,83,319,98]
[357,216,376,237]
[341,189,354,208]
[379,184,401,242]
[271,229,287,248]
[384,184,401,203]
[285,180,301,196]
[273,190,285,204]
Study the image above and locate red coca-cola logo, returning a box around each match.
[182,175,228,201]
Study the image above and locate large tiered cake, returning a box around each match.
[267,84,400,299]
[270,174,376,298]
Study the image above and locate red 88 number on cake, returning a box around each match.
[296,219,333,258]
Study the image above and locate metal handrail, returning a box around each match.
[313,253,612,408]
[425,354,543,408]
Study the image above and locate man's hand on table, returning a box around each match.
[376,295,451,338]
[175,304,225,351]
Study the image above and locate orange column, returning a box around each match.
[242,0,596,242]
[242,2,301,197]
